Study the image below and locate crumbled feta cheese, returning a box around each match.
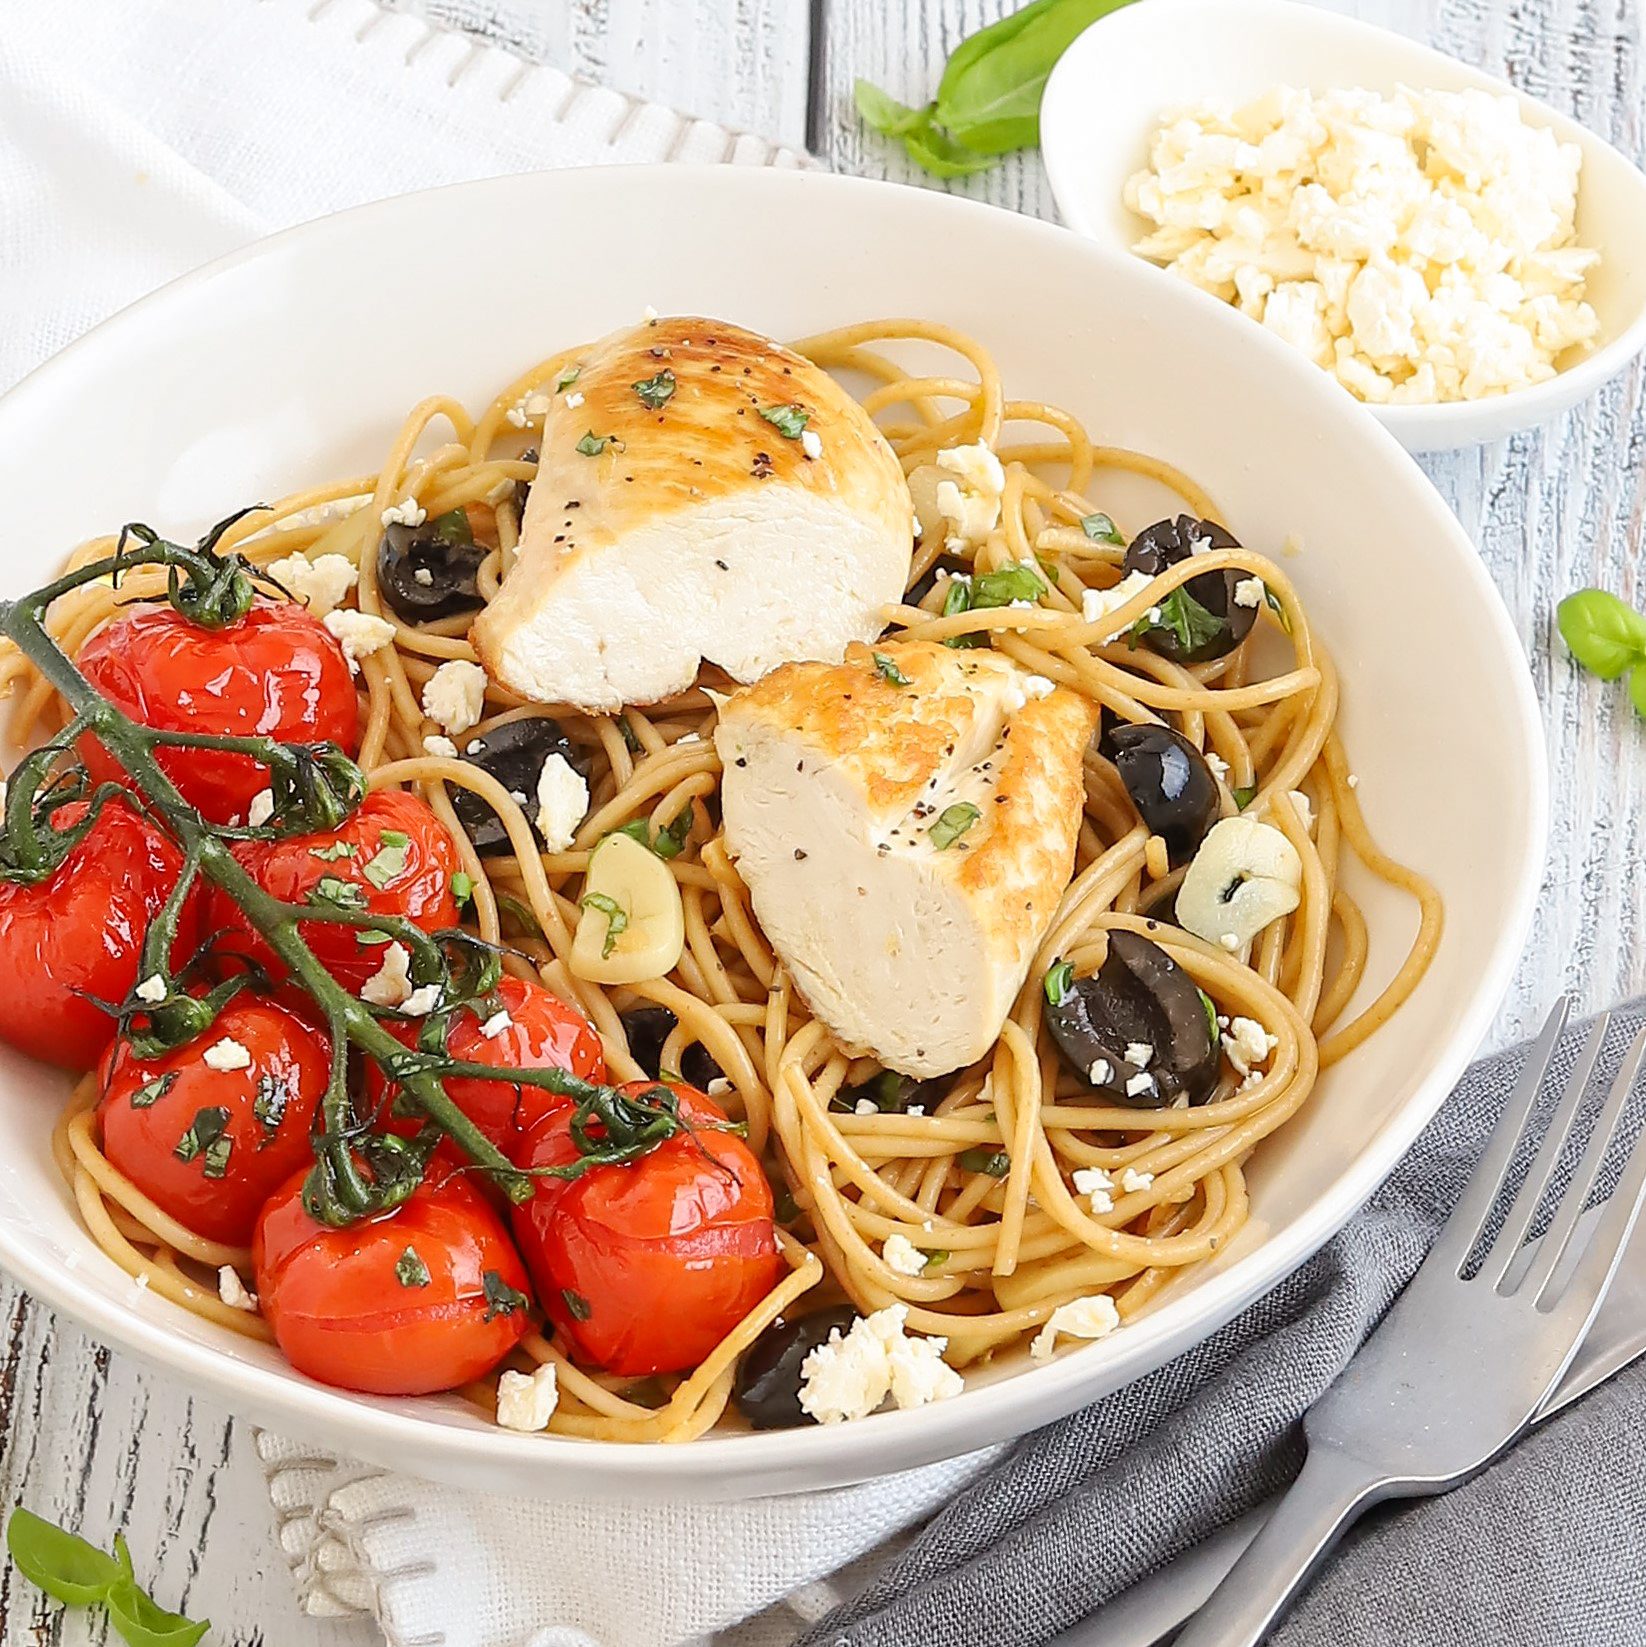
[642,304,659,323]
[1125,85,1601,403]
[564,391,585,410]
[479,1009,513,1040]
[1072,1166,1115,1215]
[1088,1058,1112,1086]
[217,1266,258,1312]
[1206,751,1230,782]
[496,1363,559,1432]
[402,983,442,1017]
[1220,933,1242,952]
[1233,576,1266,609]
[933,442,1006,547]
[264,550,359,617]
[422,734,459,759]
[202,1037,252,1072]
[360,942,414,1008]
[1022,674,1056,700]
[380,497,426,528]
[797,1304,962,1423]
[1030,1294,1121,1361]
[247,788,275,828]
[1082,570,1155,633]
[1120,1167,1155,1194]
[324,609,396,670]
[854,1098,878,1116]
[413,567,434,587]
[882,1233,928,1276]
[1347,773,1360,789]
[535,753,589,853]
[421,660,488,736]
[1280,789,1314,835]
[1223,1015,1280,1077]
[1123,1042,1153,1069]
[706,1077,733,1096]
[1124,1071,1157,1099]
[134,974,167,1005]
[800,428,823,461]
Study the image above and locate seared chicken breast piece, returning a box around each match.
[715,640,1098,1078]
[472,316,914,712]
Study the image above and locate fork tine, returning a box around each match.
[1517,1020,1646,1300]
[1478,1011,1610,1288]
[1428,998,1570,1273]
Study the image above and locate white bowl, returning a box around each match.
[1040,0,1646,452]
[0,166,1545,1501]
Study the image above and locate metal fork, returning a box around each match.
[1174,1000,1646,1647]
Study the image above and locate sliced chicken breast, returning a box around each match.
[472,316,914,712]
[715,640,1099,1078]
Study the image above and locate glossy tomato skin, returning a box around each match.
[512,1082,781,1377]
[366,975,606,1152]
[78,598,359,824]
[0,799,201,1070]
[217,790,461,991]
[254,1171,532,1395]
[98,995,329,1245]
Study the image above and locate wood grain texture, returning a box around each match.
[5,0,1645,1641]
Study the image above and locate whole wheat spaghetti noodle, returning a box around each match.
[5,317,1441,1440]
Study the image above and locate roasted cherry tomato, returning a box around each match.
[0,798,201,1070]
[216,790,461,991]
[77,597,359,823]
[254,1171,532,1395]
[366,975,606,1151]
[98,995,329,1245]
[511,1081,781,1377]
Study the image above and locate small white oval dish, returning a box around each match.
[1040,0,1646,452]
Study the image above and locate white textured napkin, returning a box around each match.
[0,2,1001,1642]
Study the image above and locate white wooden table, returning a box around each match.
[3,1,1642,1641]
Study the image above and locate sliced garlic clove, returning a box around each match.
[1174,815,1302,950]
[570,832,686,985]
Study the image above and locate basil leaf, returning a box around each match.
[1140,587,1225,655]
[970,563,1046,609]
[5,1507,127,1605]
[872,651,912,686]
[555,366,581,393]
[362,830,410,890]
[758,403,810,440]
[902,119,998,179]
[561,1287,593,1321]
[308,875,366,912]
[1080,512,1125,545]
[958,1147,1011,1177]
[632,369,676,410]
[1198,988,1220,1045]
[105,1576,209,1647]
[1264,585,1292,634]
[580,891,628,957]
[174,1106,231,1168]
[128,1072,177,1111]
[450,871,475,904]
[576,431,615,457]
[1044,960,1074,1007]
[614,811,690,861]
[1233,784,1259,810]
[922,1248,950,1268]
[929,802,981,850]
[1558,588,1646,680]
[481,1270,528,1322]
[495,892,546,943]
[852,79,932,137]
[618,716,643,755]
[940,576,982,648]
[395,1247,431,1288]
[1631,661,1646,720]
[309,840,356,862]
[431,509,473,547]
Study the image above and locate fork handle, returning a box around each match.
[1170,1444,1391,1647]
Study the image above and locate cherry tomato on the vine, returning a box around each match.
[0,798,202,1070]
[98,994,329,1245]
[511,1081,781,1377]
[216,790,461,991]
[77,596,359,824]
[254,1171,532,1395]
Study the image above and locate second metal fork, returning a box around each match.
[1174,1000,1646,1647]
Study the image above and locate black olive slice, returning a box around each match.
[1045,929,1218,1108]
[1122,515,1257,665]
[449,716,586,857]
[837,1069,945,1114]
[377,511,487,624]
[1106,723,1220,865]
[619,1004,724,1092]
[733,1304,860,1430]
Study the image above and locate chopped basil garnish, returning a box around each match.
[1265,585,1292,633]
[921,1249,949,1268]
[174,1106,231,1171]
[495,892,546,943]
[1233,784,1258,810]
[253,1073,292,1136]
[757,403,809,440]
[615,809,691,860]
[561,1287,593,1321]
[202,1134,233,1179]
[395,1247,431,1288]
[356,928,394,946]
[929,802,981,850]
[872,651,912,686]
[958,1147,1010,1177]
[1198,988,1220,1044]
[450,870,475,904]
[309,875,366,912]
[632,369,676,410]
[1132,587,1225,655]
[1044,959,1074,1007]
[127,1072,176,1111]
[1080,512,1125,545]
[773,1188,800,1224]
[362,829,410,889]
[431,509,473,546]
[941,576,982,648]
[618,716,643,754]
[481,1270,528,1322]
[310,840,357,862]
[555,365,581,393]
[970,562,1046,609]
[580,891,628,957]
[576,431,615,457]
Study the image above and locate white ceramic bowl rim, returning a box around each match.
[0,165,1548,1498]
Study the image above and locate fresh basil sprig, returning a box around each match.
[855,0,1136,179]
[1558,588,1646,716]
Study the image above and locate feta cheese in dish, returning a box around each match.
[471,316,914,712]
[217,1266,258,1312]
[932,441,1007,548]
[882,1232,928,1276]
[360,941,415,1009]
[202,1036,251,1072]
[716,639,1099,1078]
[421,660,488,737]
[380,497,426,528]
[534,752,589,853]
[323,608,396,669]
[797,1304,962,1423]
[1223,1014,1281,1078]
[1125,85,1601,403]
[134,974,167,1005]
[496,1363,559,1432]
[1029,1293,1121,1361]
[264,550,359,617]
[246,788,275,828]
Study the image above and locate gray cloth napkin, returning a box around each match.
[803,1002,1646,1647]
